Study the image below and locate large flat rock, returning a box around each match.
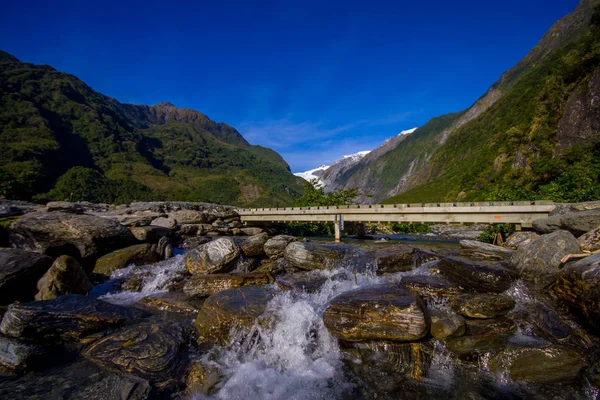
[0,249,52,305]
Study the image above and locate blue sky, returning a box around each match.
[1,0,579,172]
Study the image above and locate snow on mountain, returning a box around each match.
[398,127,418,136]
[294,165,329,184]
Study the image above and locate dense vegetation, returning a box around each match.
[384,7,600,204]
[0,57,304,206]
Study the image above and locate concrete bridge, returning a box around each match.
[237,201,555,241]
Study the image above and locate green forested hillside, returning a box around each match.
[384,9,600,204]
[0,58,304,206]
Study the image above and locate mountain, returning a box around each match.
[330,0,600,204]
[0,56,304,206]
[294,150,371,189]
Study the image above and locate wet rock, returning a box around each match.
[35,255,92,300]
[254,258,289,276]
[400,275,461,298]
[554,253,600,331]
[184,272,272,298]
[138,292,204,315]
[512,302,576,344]
[464,317,517,336]
[437,257,517,293]
[116,215,154,227]
[276,273,331,293]
[0,358,151,399]
[46,201,84,214]
[450,293,515,319]
[342,340,434,390]
[179,224,200,236]
[511,230,580,289]
[0,295,146,342]
[0,335,45,370]
[459,240,514,260]
[185,360,221,397]
[182,236,211,251]
[156,236,170,260]
[0,249,52,305]
[129,225,172,243]
[447,334,508,359]
[0,199,39,218]
[284,242,345,270]
[240,227,264,236]
[578,227,600,252]
[323,283,429,342]
[504,231,540,249]
[490,346,585,383]
[93,244,159,277]
[533,210,600,237]
[264,235,297,258]
[430,313,466,340]
[372,246,415,274]
[9,212,135,269]
[240,232,268,258]
[170,210,212,224]
[195,286,276,344]
[85,323,185,389]
[184,237,241,275]
[150,217,177,230]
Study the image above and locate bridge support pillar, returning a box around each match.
[334,214,344,242]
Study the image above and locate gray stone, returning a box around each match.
[533,210,600,236]
[240,233,268,258]
[46,201,84,214]
[430,313,466,340]
[182,236,212,251]
[184,237,241,275]
[264,235,297,258]
[169,210,211,224]
[284,242,345,270]
[0,295,146,342]
[459,240,514,259]
[504,231,540,249]
[578,226,600,252]
[511,230,580,289]
[150,217,177,230]
[9,212,134,269]
[450,293,515,319]
[241,227,264,236]
[437,256,517,293]
[129,226,173,243]
[183,272,271,298]
[0,249,52,305]
[323,283,429,342]
[0,335,45,370]
[35,255,92,300]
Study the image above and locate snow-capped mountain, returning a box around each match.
[293,165,330,185]
[294,150,371,188]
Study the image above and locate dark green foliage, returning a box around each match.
[296,179,360,207]
[0,57,304,206]
[391,223,431,234]
[476,224,514,244]
[384,22,600,204]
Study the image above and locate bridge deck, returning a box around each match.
[237,201,555,226]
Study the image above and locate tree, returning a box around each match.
[295,179,361,207]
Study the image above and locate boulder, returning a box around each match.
[571,201,600,212]
[447,335,508,359]
[464,317,517,336]
[554,253,600,331]
[185,359,222,397]
[578,227,600,252]
[0,358,151,399]
[46,201,84,214]
[9,212,135,269]
[93,243,159,277]
[512,302,575,344]
[0,334,46,370]
[240,227,264,236]
[264,235,297,258]
[533,210,600,236]
[195,286,276,344]
[169,210,211,224]
[129,225,173,243]
[150,217,177,230]
[35,255,92,300]
[85,323,186,389]
[511,230,580,289]
[138,292,204,315]
[372,246,415,274]
[504,231,540,249]
[240,232,269,258]
[450,294,515,319]
[0,295,146,342]
[0,199,39,218]
[490,346,585,384]
[430,313,466,340]
[184,237,241,275]
[437,257,517,293]
[115,215,154,227]
[184,272,271,298]
[284,242,345,270]
[0,249,52,305]
[323,283,429,342]
[179,224,200,236]
[277,273,331,294]
[182,236,211,251]
[400,275,461,298]
[459,240,514,259]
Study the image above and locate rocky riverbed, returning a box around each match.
[0,200,599,399]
